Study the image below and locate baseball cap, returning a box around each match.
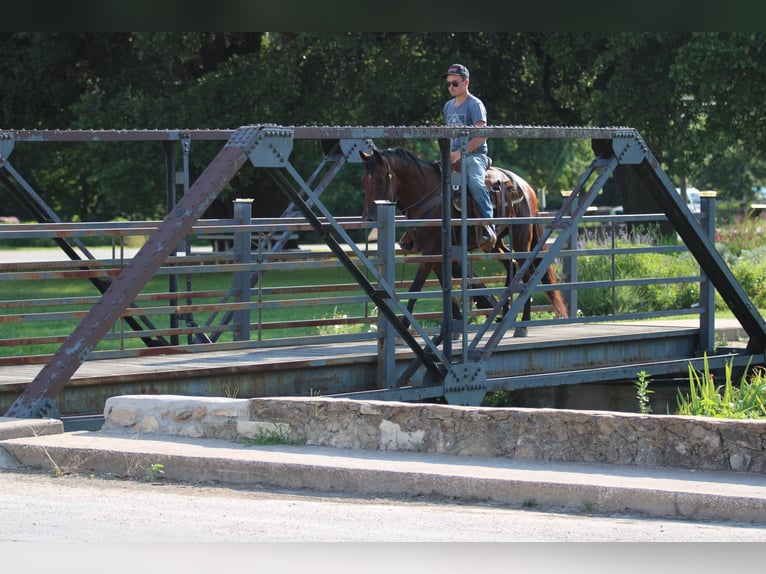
[444,64,469,79]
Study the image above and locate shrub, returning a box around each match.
[716,215,766,257]
[726,247,766,309]
[676,355,766,419]
[575,233,700,317]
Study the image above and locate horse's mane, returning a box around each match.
[377,147,438,177]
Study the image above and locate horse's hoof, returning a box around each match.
[513,328,528,338]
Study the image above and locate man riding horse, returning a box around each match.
[443,63,495,251]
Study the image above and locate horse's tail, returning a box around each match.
[533,221,569,319]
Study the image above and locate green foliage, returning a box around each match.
[633,371,654,414]
[234,423,297,446]
[481,390,515,408]
[3,33,766,222]
[143,463,165,482]
[727,252,766,310]
[716,215,766,257]
[575,228,700,316]
[714,216,766,309]
[676,356,766,419]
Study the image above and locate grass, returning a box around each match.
[676,355,766,419]
[0,248,514,357]
[0,261,437,356]
[233,423,298,446]
[634,355,766,419]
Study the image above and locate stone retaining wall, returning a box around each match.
[102,395,766,473]
[103,395,249,439]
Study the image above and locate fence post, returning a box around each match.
[560,190,579,318]
[233,199,253,342]
[164,142,179,345]
[699,191,717,352]
[376,201,397,387]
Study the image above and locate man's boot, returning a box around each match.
[478,225,496,251]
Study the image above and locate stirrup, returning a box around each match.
[477,226,496,251]
[398,232,416,253]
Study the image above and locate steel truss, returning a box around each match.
[2,126,765,417]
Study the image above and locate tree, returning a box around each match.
[3,32,766,224]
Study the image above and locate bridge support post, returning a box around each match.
[560,190,579,318]
[164,141,180,345]
[699,192,717,353]
[376,201,397,386]
[233,199,253,342]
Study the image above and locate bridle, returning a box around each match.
[374,156,440,218]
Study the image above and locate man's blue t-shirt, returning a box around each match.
[443,94,488,155]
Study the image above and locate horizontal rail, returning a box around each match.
[0,210,709,365]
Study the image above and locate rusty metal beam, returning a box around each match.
[4,126,265,418]
[265,165,445,382]
[1,129,233,142]
[2,125,634,143]
[202,138,372,342]
[632,157,766,352]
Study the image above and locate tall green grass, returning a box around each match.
[676,355,766,419]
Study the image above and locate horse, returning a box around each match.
[360,147,568,338]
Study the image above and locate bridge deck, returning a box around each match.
[0,319,747,417]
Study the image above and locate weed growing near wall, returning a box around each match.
[676,355,766,419]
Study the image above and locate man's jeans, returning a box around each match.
[464,153,492,221]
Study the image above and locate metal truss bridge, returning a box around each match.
[1,125,765,417]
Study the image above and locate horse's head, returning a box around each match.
[359,149,396,221]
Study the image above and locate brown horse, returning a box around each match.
[360,147,567,337]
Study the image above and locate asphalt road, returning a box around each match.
[2,468,765,543]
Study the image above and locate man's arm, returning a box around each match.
[465,119,487,153]
[450,120,487,164]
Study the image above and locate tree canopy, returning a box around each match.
[1,32,765,221]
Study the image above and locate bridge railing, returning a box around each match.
[0,197,715,365]
[0,217,383,362]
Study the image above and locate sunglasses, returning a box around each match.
[446,80,462,88]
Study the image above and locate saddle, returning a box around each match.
[397,161,525,254]
[450,164,525,218]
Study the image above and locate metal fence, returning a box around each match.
[0,197,716,368]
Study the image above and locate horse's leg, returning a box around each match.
[530,221,569,319]
[403,262,433,330]
[451,260,497,321]
[492,228,513,320]
[514,288,532,338]
[486,224,521,332]
[509,224,531,338]
[434,262,462,341]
